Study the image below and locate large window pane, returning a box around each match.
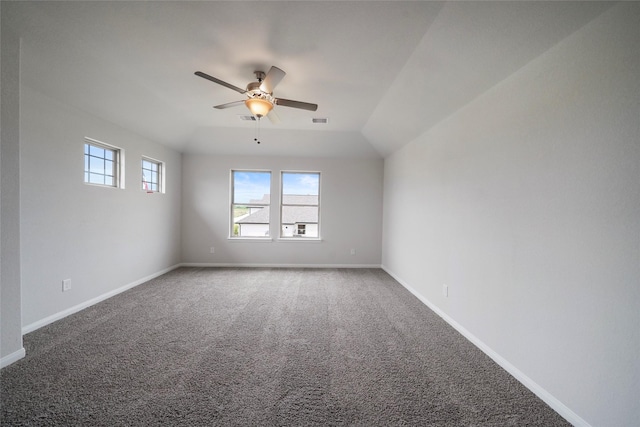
[281,172,320,238]
[231,170,271,238]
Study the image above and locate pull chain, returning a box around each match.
[254,116,261,144]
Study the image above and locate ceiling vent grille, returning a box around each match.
[312,118,329,124]
[238,115,257,121]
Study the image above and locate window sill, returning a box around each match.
[227,237,273,242]
[277,238,323,243]
[226,237,323,243]
[84,182,121,189]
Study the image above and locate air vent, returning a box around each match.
[238,115,257,121]
[312,118,329,124]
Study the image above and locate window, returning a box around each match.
[142,157,163,193]
[84,138,122,187]
[231,170,271,238]
[281,171,320,238]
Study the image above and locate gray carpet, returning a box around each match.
[1,268,569,426]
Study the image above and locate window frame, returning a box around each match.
[84,138,124,188]
[279,171,321,240]
[230,169,272,239]
[141,156,164,194]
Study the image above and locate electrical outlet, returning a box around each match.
[350,248,356,255]
[62,279,72,292]
[443,284,448,297]
[210,247,215,254]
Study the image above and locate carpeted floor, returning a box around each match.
[1,268,570,426]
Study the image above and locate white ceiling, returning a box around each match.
[5,1,614,158]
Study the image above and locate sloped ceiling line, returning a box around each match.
[362,1,615,158]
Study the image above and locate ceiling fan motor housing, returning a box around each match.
[246,81,263,93]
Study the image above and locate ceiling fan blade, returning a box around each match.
[259,66,286,94]
[195,71,246,94]
[267,108,281,124]
[213,100,245,109]
[274,98,318,112]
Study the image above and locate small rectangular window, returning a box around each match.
[231,170,271,238]
[281,171,320,239]
[142,157,163,193]
[84,139,121,188]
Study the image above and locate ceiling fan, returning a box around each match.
[195,66,318,123]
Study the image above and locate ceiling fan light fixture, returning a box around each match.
[196,67,318,121]
[245,98,273,118]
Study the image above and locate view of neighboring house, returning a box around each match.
[235,195,319,238]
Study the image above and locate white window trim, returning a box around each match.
[279,170,321,240]
[84,137,125,189]
[276,237,323,243]
[141,156,165,194]
[227,237,274,242]
[229,169,272,239]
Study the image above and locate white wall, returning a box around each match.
[382,3,639,426]
[19,85,183,330]
[182,154,383,266]
[1,3,25,365]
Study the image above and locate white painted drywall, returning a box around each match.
[181,154,383,266]
[382,3,639,426]
[1,3,25,365]
[19,85,183,329]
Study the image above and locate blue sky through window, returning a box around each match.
[84,142,115,186]
[233,171,271,203]
[282,172,319,196]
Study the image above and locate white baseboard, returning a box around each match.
[381,264,591,427]
[22,264,181,335]
[1,347,25,369]
[180,263,381,269]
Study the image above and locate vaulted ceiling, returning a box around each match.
[4,1,614,158]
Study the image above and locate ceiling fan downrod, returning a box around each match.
[254,70,266,83]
